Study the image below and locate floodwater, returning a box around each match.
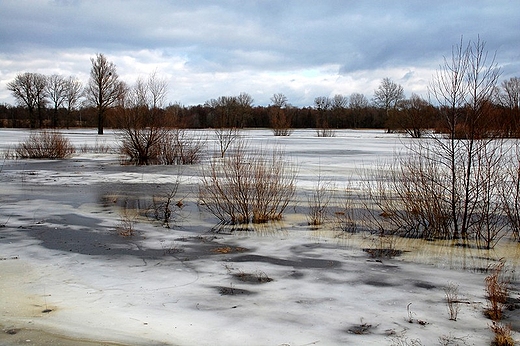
[1,129,519,345]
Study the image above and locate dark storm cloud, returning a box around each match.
[1,0,519,106]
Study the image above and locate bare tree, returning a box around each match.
[63,76,83,126]
[314,96,334,137]
[269,93,292,136]
[390,94,434,138]
[374,77,405,111]
[85,53,126,134]
[46,74,67,128]
[331,94,348,109]
[498,77,520,135]
[271,93,288,108]
[118,73,169,165]
[147,70,168,109]
[205,95,243,157]
[349,92,369,128]
[357,38,506,249]
[349,92,368,109]
[7,72,47,128]
[374,77,404,130]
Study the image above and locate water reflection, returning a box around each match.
[97,186,520,273]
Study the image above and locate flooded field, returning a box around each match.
[0,129,518,345]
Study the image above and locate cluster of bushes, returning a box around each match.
[119,128,205,165]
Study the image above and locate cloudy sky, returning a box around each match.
[1,0,519,107]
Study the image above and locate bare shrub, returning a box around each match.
[438,333,470,346]
[502,145,520,241]
[159,129,206,165]
[490,322,515,346]
[389,332,423,346]
[352,38,509,247]
[215,127,240,158]
[148,177,183,228]
[362,136,511,248]
[199,139,297,225]
[118,116,168,165]
[116,206,138,237]
[485,261,510,321]
[307,174,334,226]
[79,139,113,154]
[269,93,293,136]
[16,130,75,159]
[120,127,205,166]
[316,127,336,137]
[357,166,403,257]
[333,186,360,233]
[444,282,461,321]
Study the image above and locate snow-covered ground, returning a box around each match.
[0,128,518,345]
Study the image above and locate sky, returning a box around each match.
[0,0,519,107]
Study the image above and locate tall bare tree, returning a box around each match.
[349,92,369,128]
[205,94,252,157]
[417,36,501,241]
[269,93,292,136]
[85,53,126,134]
[374,78,404,130]
[46,74,67,128]
[271,93,288,108]
[7,72,47,128]
[147,70,168,109]
[374,78,405,111]
[63,76,83,126]
[314,96,333,136]
[499,77,520,135]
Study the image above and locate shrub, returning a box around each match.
[444,282,461,321]
[307,175,334,226]
[199,139,297,225]
[159,129,205,165]
[485,261,510,321]
[120,128,205,165]
[490,322,515,346]
[16,130,75,159]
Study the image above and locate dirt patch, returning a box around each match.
[232,271,273,284]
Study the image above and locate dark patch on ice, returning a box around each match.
[289,242,344,257]
[414,281,436,290]
[232,272,273,284]
[216,286,256,296]
[4,328,19,335]
[231,254,341,269]
[16,221,250,261]
[363,248,404,258]
[288,271,305,279]
[347,322,375,334]
[363,279,398,287]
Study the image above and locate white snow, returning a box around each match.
[0,128,518,345]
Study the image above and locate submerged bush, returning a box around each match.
[120,128,205,165]
[16,130,75,159]
[199,140,297,225]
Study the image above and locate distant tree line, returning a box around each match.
[2,53,520,137]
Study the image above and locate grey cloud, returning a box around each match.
[1,0,519,106]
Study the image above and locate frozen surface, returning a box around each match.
[0,128,518,345]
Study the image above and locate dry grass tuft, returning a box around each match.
[485,261,509,321]
[490,322,515,346]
